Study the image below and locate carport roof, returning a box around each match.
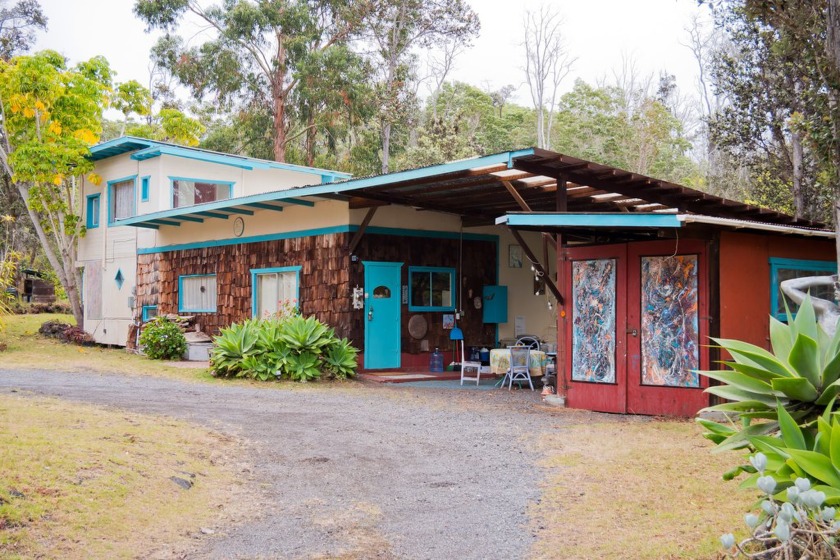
[112,146,829,233]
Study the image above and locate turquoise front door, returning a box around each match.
[363,261,402,369]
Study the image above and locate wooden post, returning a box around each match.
[556,174,568,400]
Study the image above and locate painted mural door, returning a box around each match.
[625,240,709,416]
[564,245,628,414]
[363,261,402,369]
[564,240,709,416]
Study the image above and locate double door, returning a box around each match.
[563,240,709,416]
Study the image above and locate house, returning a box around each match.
[79,138,835,416]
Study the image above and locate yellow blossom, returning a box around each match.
[87,173,103,186]
[52,174,63,186]
[48,121,62,135]
[23,106,35,118]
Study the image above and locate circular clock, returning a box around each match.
[233,216,245,237]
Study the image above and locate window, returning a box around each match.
[408,266,455,311]
[178,274,217,313]
[770,257,837,320]
[142,305,158,322]
[108,176,136,223]
[251,266,301,318]
[171,177,233,208]
[141,176,150,202]
[86,194,100,229]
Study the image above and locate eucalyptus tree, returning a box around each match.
[0,0,46,61]
[365,0,479,173]
[134,0,374,163]
[522,4,575,150]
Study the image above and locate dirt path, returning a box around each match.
[0,369,587,559]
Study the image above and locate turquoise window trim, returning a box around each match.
[140,176,150,202]
[137,225,499,255]
[141,305,158,322]
[107,174,137,225]
[408,266,457,312]
[169,176,235,209]
[250,266,302,317]
[178,273,218,313]
[769,257,837,320]
[86,193,100,229]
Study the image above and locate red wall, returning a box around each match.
[719,231,835,350]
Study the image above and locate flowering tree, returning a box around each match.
[0,51,112,326]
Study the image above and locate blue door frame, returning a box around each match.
[363,261,402,369]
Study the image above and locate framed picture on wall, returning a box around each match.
[509,244,523,268]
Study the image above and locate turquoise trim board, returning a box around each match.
[86,194,100,229]
[407,266,457,312]
[769,257,836,320]
[106,174,137,225]
[497,212,683,228]
[178,274,217,313]
[250,266,302,317]
[113,148,535,228]
[137,225,499,255]
[140,176,150,202]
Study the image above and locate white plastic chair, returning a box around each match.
[458,339,483,386]
[507,345,534,391]
[515,335,541,351]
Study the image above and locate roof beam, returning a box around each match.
[176,215,205,223]
[349,207,378,255]
[223,207,255,216]
[148,219,181,227]
[196,211,230,219]
[246,202,285,212]
[509,227,563,305]
[283,198,315,207]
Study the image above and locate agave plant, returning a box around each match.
[322,338,359,379]
[697,295,840,451]
[209,319,260,377]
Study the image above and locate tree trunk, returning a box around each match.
[791,129,805,220]
[16,181,83,326]
[381,121,391,174]
[306,112,316,167]
[272,41,288,163]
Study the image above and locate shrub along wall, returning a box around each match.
[134,233,352,342]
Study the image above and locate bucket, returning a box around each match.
[430,348,444,372]
[479,348,490,364]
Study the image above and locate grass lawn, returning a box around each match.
[0,314,215,382]
[0,394,245,559]
[530,415,754,559]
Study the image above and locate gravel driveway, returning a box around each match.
[0,369,574,559]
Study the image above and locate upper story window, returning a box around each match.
[408,266,456,312]
[171,177,233,208]
[86,194,100,229]
[140,176,150,202]
[770,257,837,320]
[108,176,136,224]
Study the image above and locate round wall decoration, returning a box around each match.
[407,314,428,340]
[233,216,245,237]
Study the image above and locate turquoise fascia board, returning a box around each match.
[131,144,351,179]
[137,224,500,255]
[178,273,217,313]
[498,213,683,229]
[86,194,100,229]
[407,266,457,312]
[115,148,535,228]
[90,136,349,178]
[250,265,302,317]
[769,257,837,321]
[107,174,137,226]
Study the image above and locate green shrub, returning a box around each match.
[209,315,358,382]
[139,317,187,360]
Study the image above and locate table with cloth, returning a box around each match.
[488,348,546,377]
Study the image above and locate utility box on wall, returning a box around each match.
[482,285,507,323]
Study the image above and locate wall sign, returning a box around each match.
[233,216,245,237]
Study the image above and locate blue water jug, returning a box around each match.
[430,347,444,372]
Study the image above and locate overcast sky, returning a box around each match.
[33,0,709,107]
